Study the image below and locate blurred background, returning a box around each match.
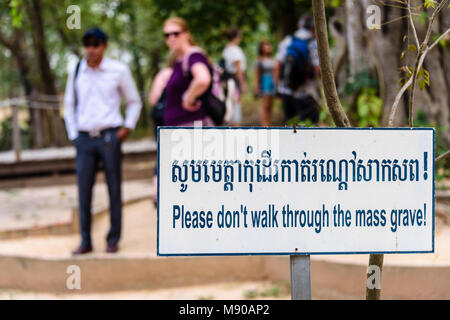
[0,0,449,300]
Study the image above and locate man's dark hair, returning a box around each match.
[298,14,314,31]
[82,27,108,44]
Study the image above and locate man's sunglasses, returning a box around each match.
[164,31,184,39]
[83,41,102,48]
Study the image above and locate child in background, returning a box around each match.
[254,39,276,126]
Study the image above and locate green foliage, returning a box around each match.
[327,0,343,8]
[0,112,31,151]
[9,0,23,27]
[341,69,382,127]
[356,88,382,127]
[418,11,429,25]
[398,66,430,91]
[287,116,319,128]
[0,0,315,99]
[343,69,378,95]
[408,44,417,53]
[0,117,13,151]
[128,125,152,141]
[417,68,430,90]
[243,288,258,299]
[432,34,447,48]
[424,0,436,9]
[150,0,285,61]
[400,42,432,92]
[414,110,449,180]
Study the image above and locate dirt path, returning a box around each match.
[0,199,156,257]
[0,180,153,233]
[0,281,291,300]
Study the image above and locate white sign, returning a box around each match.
[157,128,434,256]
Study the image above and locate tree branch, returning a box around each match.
[408,54,421,127]
[407,0,420,49]
[407,0,448,127]
[422,0,449,49]
[312,0,351,128]
[388,13,450,126]
[429,27,450,51]
[0,32,14,51]
[436,150,450,164]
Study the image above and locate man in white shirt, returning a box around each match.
[64,27,142,255]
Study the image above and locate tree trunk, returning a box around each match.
[366,254,383,299]
[344,0,372,122]
[0,27,44,149]
[363,1,407,126]
[13,32,45,150]
[26,0,66,147]
[312,0,351,128]
[329,9,348,92]
[346,0,367,77]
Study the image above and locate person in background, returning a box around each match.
[149,52,176,107]
[150,17,214,208]
[148,51,176,206]
[254,39,276,126]
[149,51,177,135]
[162,17,214,127]
[222,27,247,126]
[64,27,142,255]
[274,15,321,124]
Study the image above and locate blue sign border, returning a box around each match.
[157,127,435,257]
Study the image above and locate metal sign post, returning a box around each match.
[290,255,311,300]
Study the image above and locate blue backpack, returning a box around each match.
[282,36,314,90]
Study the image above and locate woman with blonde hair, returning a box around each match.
[151,17,215,207]
[161,17,214,126]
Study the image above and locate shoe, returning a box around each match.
[106,243,119,253]
[72,244,93,255]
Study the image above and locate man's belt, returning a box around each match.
[78,127,119,138]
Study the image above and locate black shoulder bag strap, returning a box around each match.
[73,60,82,112]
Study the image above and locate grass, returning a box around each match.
[243,281,290,299]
